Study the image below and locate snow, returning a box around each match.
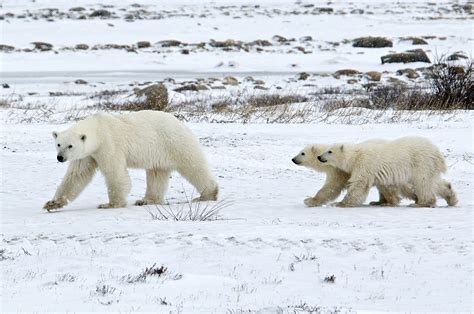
[1,0,473,312]
[1,120,473,312]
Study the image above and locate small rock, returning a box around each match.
[136,41,151,48]
[69,7,86,12]
[0,44,15,52]
[223,76,239,86]
[89,9,112,18]
[272,35,288,43]
[249,39,272,47]
[364,71,382,81]
[75,43,89,50]
[381,49,431,64]
[298,72,310,80]
[173,84,208,92]
[31,42,53,51]
[396,68,419,79]
[353,36,393,48]
[400,37,428,45]
[447,52,468,61]
[134,83,168,110]
[299,36,313,42]
[333,69,361,78]
[74,79,88,84]
[158,40,182,47]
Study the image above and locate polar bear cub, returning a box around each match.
[318,136,457,207]
[292,144,350,206]
[44,111,218,211]
[292,140,413,207]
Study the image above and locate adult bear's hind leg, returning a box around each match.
[135,169,170,206]
[178,164,218,202]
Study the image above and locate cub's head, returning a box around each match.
[292,144,332,172]
[52,131,89,162]
[317,144,346,168]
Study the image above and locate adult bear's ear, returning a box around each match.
[80,134,87,141]
[52,131,58,138]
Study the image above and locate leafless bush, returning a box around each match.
[95,284,117,296]
[147,189,232,221]
[122,264,182,284]
[147,199,232,221]
[323,275,336,283]
[429,57,473,109]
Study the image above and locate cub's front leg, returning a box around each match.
[305,169,349,207]
[334,174,372,207]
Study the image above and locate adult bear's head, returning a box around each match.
[52,130,95,162]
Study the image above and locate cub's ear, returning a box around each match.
[80,134,87,141]
[52,131,58,138]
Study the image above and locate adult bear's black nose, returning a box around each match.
[57,155,65,162]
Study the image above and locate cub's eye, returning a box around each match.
[68,145,73,149]
[301,152,305,156]
[57,144,61,147]
[328,150,332,154]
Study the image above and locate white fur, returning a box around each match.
[319,136,457,207]
[292,144,350,207]
[44,111,218,210]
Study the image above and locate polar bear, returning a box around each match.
[317,136,457,207]
[292,141,414,207]
[292,144,350,206]
[43,111,219,211]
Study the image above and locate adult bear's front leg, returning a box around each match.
[99,162,131,209]
[44,157,98,211]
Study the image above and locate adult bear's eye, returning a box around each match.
[68,145,73,149]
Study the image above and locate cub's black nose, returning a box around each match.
[57,155,64,162]
[292,158,300,164]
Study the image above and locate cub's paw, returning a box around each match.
[134,199,164,206]
[43,199,66,212]
[304,197,322,207]
[98,202,126,209]
[333,201,354,208]
[409,203,436,208]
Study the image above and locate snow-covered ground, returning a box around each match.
[1,118,473,312]
[1,0,473,312]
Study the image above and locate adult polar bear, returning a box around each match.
[318,136,457,207]
[44,111,218,211]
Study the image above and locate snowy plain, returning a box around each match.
[1,0,474,312]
